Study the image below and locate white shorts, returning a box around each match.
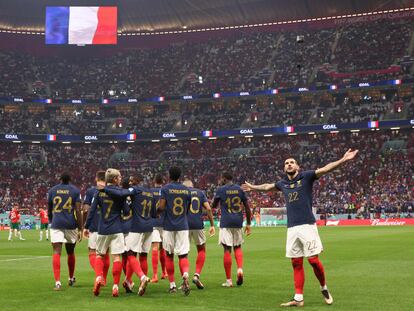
[51,229,78,244]
[88,231,98,250]
[162,230,190,256]
[189,229,206,246]
[219,228,244,247]
[125,232,153,253]
[286,224,323,258]
[152,227,163,243]
[96,233,125,255]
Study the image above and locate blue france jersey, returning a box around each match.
[161,182,191,231]
[48,183,81,230]
[85,185,128,235]
[275,170,317,228]
[151,187,164,228]
[213,184,248,228]
[84,186,99,232]
[188,188,208,230]
[104,186,156,233]
[122,199,133,234]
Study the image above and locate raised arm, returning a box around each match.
[105,187,134,199]
[315,149,359,178]
[241,182,277,192]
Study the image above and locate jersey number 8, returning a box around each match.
[172,197,185,216]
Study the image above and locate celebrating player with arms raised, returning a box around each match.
[157,166,192,295]
[212,172,251,288]
[182,179,215,289]
[47,173,82,290]
[242,149,358,307]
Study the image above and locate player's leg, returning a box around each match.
[46,225,50,240]
[65,243,76,286]
[17,226,25,240]
[87,232,97,273]
[52,242,63,290]
[160,244,168,278]
[8,226,13,240]
[176,230,190,295]
[94,234,110,296]
[219,228,234,287]
[163,230,177,292]
[139,253,148,276]
[233,245,244,286]
[191,229,207,289]
[39,228,43,241]
[151,242,160,282]
[103,252,110,285]
[111,253,122,297]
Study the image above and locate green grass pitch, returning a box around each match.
[1,226,413,311]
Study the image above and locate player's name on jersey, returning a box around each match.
[191,191,198,195]
[168,189,189,194]
[99,192,108,197]
[56,189,70,194]
[226,190,239,195]
[141,191,153,197]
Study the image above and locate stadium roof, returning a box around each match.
[0,0,413,32]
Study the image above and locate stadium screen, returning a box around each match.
[45,6,117,45]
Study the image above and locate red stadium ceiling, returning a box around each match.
[0,0,413,32]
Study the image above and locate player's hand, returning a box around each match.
[342,149,359,161]
[209,226,216,237]
[77,230,83,242]
[244,225,251,236]
[83,229,89,239]
[241,182,253,192]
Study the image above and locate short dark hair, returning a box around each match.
[169,166,181,181]
[122,177,130,189]
[130,173,143,185]
[154,173,163,185]
[284,157,299,165]
[96,170,106,182]
[222,172,233,181]
[60,173,71,184]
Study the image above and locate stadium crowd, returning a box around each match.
[0,129,412,219]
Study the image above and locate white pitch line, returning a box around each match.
[0,256,49,262]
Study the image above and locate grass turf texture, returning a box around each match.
[0,227,413,311]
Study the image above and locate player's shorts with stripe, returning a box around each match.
[152,227,163,243]
[189,229,206,246]
[286,223,323,258]
[162,230,190,256]
[11,223,20,230]
[219,228,244,247]
[51,228,78,244]
[40,223,49,230]
[125,232,153,253]
[88,231,98,250]
[96,233,125,255]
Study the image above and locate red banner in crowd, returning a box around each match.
[316,218,414,226]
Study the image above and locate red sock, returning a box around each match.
[103,254,110,282]
[127,255,144,279]
[95,256,104,279]
[223,251,232,279]
[234,247,243,269]
[122,253,128,275]
[292,257,305,294]
[178,257,189,277]
[52,254,61,282]
[195,246,206,275]
[126,261,133,283]
[160,249,167,274]
[112,261,122,286]
[67,254,75,279]
[139,254,148,276]
[152,248,159,277]
[308,256,326,287]
[88,253,96,273]
[165,255,175,282]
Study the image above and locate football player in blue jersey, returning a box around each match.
[48,173,83,291]
[211,172,251,288]
[242,149,358,307]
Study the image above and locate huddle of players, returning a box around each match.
[47,166,251,297]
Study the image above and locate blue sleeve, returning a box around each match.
[211,189,221,209]
[151,196,157,219]
[200,191,208,205]
[84,189,93,205]
[240,189,248,205]
[303,170,317,182]
[74,188,81,203]
[105,186,136,199]
[85,193,99,229]
[47,190,53,220]
[275,181,282,191]
[122,201,131,217]
[161,187,168,200]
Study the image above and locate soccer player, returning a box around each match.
[103,174,154,296]
[182,179,215,289]
[47,173,83,290]
[242,149,359,307]
[83,171,110,284]
[38,207,50,241]
[150,173,168,283]
[211,172,251,288]
[8,204,25,241]
[157,166,192,295]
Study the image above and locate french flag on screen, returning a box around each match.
[45,7,117,45]
[368,121,379,128]
[202,130,213,137]
[127,133,136,140]
[284,126,295,133]
[47,135,57,141]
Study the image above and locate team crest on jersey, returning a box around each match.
[290,184,295,188]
